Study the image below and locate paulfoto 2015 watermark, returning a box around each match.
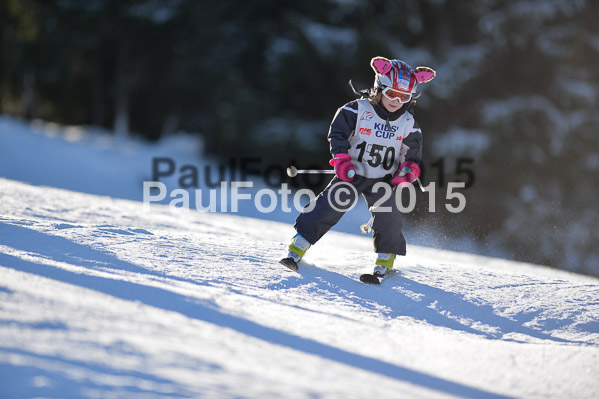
[143,156,474,214]
[143,180,467,214]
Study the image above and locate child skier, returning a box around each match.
[280,56,435,283]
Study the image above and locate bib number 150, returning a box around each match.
[356,142,395,170]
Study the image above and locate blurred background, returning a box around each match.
[1,0,598,276]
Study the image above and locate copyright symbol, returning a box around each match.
[327,181,359,212]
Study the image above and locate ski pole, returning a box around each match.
[398,165,425,192]
[286,165,355,179]
[360,215,374,234]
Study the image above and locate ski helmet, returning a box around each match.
[370,56,436,97]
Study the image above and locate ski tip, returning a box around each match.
[359,274,381,285]
[279,257,299,272]
[360,270,399,284]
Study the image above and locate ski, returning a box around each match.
[279,257,399,283]
[359,269,399,285]
[279,257,299,272]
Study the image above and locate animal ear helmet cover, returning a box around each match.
[370,56,435,94]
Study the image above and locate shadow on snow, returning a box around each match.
[270,260,593,345]
[0,222,512,399]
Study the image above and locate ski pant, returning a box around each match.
[294,175,407,255]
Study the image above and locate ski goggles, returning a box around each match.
[382,87,412,103]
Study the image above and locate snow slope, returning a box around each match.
[1,177,598,399]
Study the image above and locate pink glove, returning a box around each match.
[391,161,420,187]
[329,153,356,182]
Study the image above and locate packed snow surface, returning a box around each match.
[0,178,598,398]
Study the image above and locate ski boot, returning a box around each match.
[360,253,396,284]
[279,233,311,272]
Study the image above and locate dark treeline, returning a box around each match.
[2,0,599,275]
[1,0,486,163]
